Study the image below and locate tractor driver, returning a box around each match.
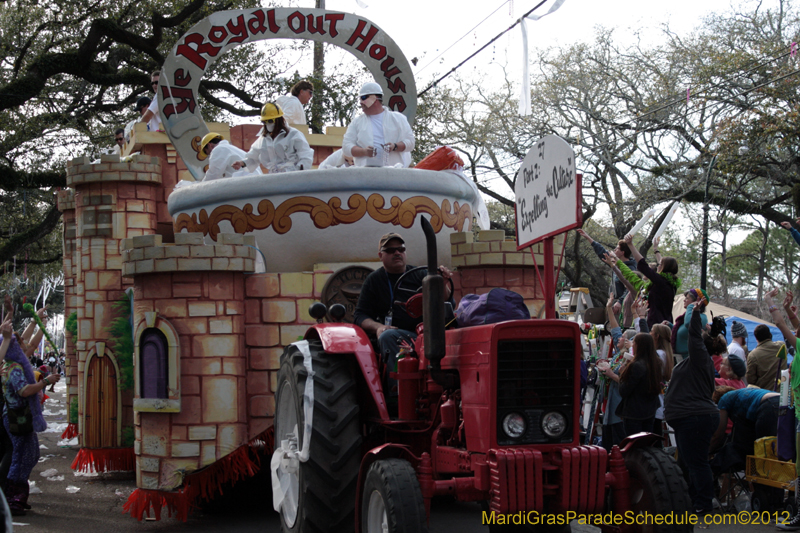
[354,233,453,412]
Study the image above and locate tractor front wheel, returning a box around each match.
[624,447,693,532]
[362,459,427,533]
[273,341,362,533]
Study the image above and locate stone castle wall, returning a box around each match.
[60,131,563,494]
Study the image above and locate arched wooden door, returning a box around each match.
[84,354,118,448]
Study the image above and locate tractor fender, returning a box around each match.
[354,444,419,533]
[617,432,662,454]
[305,323,390,420]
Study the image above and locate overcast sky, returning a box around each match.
[278,0,780,241]
[321,0,759,89]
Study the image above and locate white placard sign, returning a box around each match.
[159,8,416,181]
[515,135,581,249]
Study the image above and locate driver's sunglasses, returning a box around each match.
[360,94,377,101]
[115,137,124,143]
[151,80,159,86]
[381,246,406,254]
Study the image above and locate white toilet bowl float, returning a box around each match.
[168,167,478,272]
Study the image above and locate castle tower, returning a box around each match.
[120,232,259,494]
[62,154,162,468]
[56,189,79,436]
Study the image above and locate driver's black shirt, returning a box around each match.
[354,266,426,334]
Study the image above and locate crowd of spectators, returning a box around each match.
[581,221,800,528]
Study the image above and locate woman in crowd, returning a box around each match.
[617,332,662,436]
[597,294,633,450]
[673,289,709,362]
[716,355,746,389]
[709,385,779,475]
[664,299,719,518]
[650,323,674,443]
[0,309,60,515]
[622,234,680,328]
[233,102,314,174]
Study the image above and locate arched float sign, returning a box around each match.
[159,8,417,181]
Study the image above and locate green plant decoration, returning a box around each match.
[65,312,78,339]
[69,396,78,424]
[106,292,134,392]
[122,426,135,448]
[23,303,58,351]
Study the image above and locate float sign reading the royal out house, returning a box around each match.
[159,8,416,181]
[515,135,581,249]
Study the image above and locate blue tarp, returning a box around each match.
[724,316,786,351]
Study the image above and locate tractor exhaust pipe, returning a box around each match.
[421,216,446,368]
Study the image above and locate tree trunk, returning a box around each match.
[310,0,325,134]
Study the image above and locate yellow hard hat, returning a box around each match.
[261,102,284,122]
[199,132,223,153]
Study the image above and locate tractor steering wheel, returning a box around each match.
[393,266,454,300]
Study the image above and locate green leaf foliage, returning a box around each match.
[65,312,78,339]
[106,292,133,392]
[69,396,78,425]
[122,426,135,448]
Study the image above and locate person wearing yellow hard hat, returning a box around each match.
[232,102,314,174]
[342,81,414,168]
[200,132,247,182]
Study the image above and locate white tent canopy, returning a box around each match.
[671,295,786,351]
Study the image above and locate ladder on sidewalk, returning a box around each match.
[560,287,591,322]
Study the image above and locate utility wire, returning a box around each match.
[416,0,512,75]
[417,0,549,97]
[468,61,800,187]
[586,64,800,154]
[453,44,800,188]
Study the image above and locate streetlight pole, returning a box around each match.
[700,154,718,291]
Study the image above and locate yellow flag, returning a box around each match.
[777,343,788,360]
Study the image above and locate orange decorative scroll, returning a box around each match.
[174,194,472,240]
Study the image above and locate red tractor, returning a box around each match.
[271,217,691,533]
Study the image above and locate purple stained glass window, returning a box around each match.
[140,328,168,399]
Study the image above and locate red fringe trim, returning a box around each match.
[123,487,192,522]
[71,447,135,473]
[123,427,274,522]
[60,423,79,440]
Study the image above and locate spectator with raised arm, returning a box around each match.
[623,233,680,329]
[673,289,709,363]
[600,252,643,327]
[596,293,631,450]
[765,288,800,530]
[577,229,637,315]
[1,308,60,516]
[664,299,719,518]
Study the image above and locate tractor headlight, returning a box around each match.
[541,411,567,438]
[501,413,527,439]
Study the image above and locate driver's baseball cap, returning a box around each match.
[379,233,404,250]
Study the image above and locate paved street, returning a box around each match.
[14,382,785,532]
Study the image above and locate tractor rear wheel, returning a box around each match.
[362,459,427,533]
[274,340,362,533]
[624,447,693,532]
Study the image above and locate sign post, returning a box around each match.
[514,135,581,319]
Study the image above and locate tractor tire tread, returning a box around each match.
[277,341,362,533]
[364,459,428,533]
[624,448,693,532]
